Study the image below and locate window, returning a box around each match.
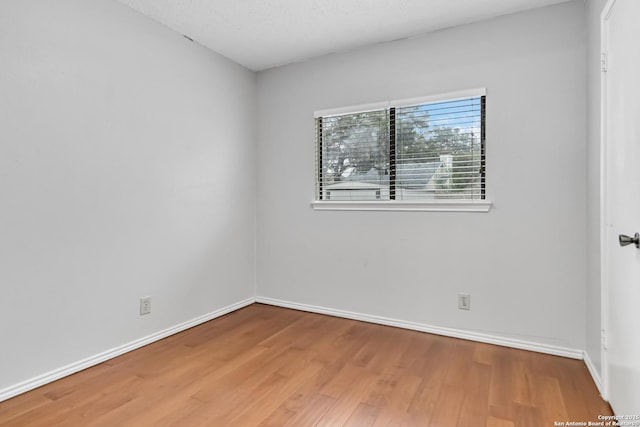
[313,89,489,211]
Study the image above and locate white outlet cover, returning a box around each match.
[140,297,151,315]
[458,293,470,310]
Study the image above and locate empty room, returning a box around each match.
[1,0,638,425]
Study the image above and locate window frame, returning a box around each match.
[311,88,491,212]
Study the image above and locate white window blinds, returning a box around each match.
[315,90,486,202]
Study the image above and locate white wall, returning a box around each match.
[0,0,256,392]
[257,1,587,350]
[585,0,608,381]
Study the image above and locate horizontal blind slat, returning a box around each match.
[316,93,485,202]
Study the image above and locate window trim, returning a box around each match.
[310,200,492,212]
[312,88,491,212]
[313,88,486,118]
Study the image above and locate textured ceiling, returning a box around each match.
[116,0,571,71]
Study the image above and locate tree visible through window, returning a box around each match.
[315,93,485,202]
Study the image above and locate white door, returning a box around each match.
[602,0,640,415]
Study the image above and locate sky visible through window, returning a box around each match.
[415,97,481,140]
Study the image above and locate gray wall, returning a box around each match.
[256,1,587,351]
[0,0,602,400]
[0,0,256,391]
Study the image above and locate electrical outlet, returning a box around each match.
[140,297,151,315]
[458,293,470,310]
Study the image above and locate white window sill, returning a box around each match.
[310,200,492,212]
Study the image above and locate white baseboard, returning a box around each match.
[0,297,255,403]
[583,350,604,397]
[255,296,584,360]
[2,296,598,404]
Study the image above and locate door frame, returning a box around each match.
[599,0,618,403]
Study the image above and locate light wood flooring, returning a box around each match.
[0,304,612,426]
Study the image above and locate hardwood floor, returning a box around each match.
[0,304,612,426]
